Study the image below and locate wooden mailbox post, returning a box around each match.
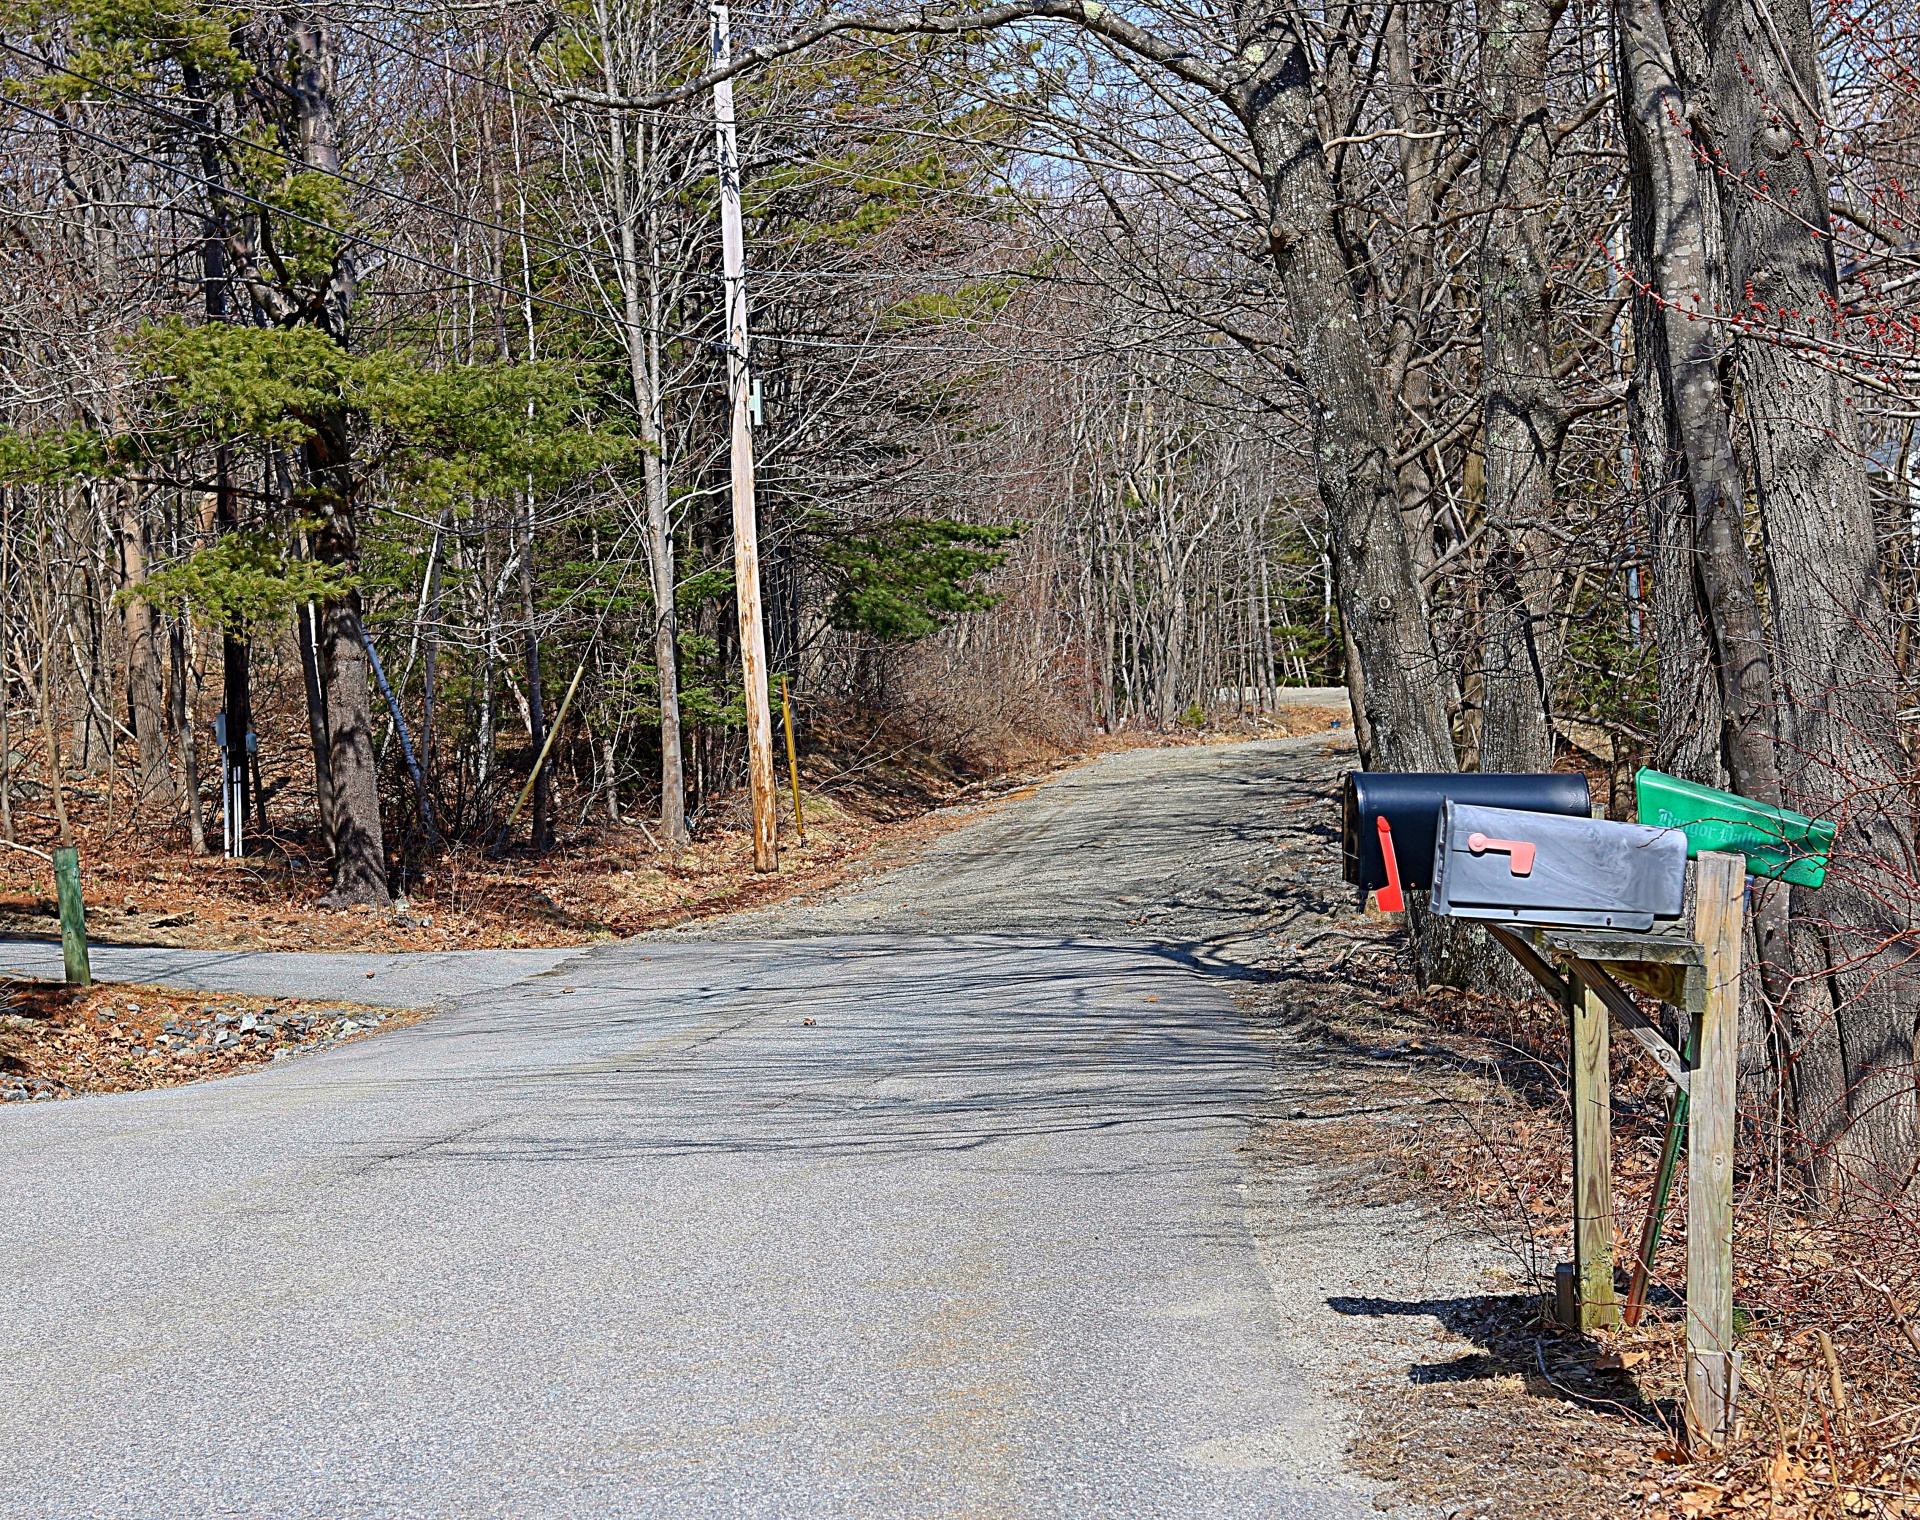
[1344,765,1790,1445]
[1687,852,1742,1446]
[1486,848,1742,1446]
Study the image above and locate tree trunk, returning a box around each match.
[117,489,174,806]
[297,601,335,856]
[520,493,551,853]
[0,654,12,847]
[310,423,389,908]
[33,590,72,848]
[316,597,388,906]
[1705,0,1919,1200]
[422,529,441,829]
[278,6,386,905]
[1476,0,1568,779]
[603,82,687,846]
[170,618,208,856]
[1619,0,1793,1101]
[0,490,15,846]
[1233,10,1466,985]
[1619,3,1778,805]
[1238,17,1454,779]
[603,727,621,824]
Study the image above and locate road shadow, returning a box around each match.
[1329,1291,1681,1433]
[316,934,1288,1169]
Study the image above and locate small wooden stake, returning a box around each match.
[780,675,806,845]
[1570,975,1620,1328]
[52,845,90,986]
[1686,850,1742,1446]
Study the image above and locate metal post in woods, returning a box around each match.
[214,710,244,858]
[709,0,779,874]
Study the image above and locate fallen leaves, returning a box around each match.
[0,979,413,1101]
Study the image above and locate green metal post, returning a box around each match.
[1624,1028,1694,1325]
[52,845,90,986]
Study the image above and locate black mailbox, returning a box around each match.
[1428,800,1687,930]
[1342,771,1591,908]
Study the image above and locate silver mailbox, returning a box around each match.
[1428,801,1687,931]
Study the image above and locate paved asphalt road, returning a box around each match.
[0,737,1394,1519]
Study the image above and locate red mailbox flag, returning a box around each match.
[1374,815,1405,912]
[1467,831,1536,876]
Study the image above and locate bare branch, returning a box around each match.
[542,2,1237,112]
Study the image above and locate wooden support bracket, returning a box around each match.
[1557,955,1690,1093]
[1484,924,1567,1002]
[1491,925,1692,1092]
[1482,887,1738,1444]
[1536,930,1707,1012]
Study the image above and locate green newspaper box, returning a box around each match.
[1633,768,1836,889]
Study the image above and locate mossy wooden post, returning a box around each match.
[52,845,90,986]
[1686,851,1742,1446]
[1570,976,1619,1328]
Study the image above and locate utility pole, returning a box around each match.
[709,0,778,873]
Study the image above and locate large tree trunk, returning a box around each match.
[1615,0,1767,760]
[1476,0,1568,781]
[1469,0,1576,1000]
[296,601,336,855]
[1705,0,1919,1201]
[316,595,388,907]
[1619,0,1792,1100]
[310,421,389,908]
[282,6,387,907]
[1238,16,1454,779]
[117,489,174,806]
[1233,7,1463,985]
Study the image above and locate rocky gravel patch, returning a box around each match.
[0,980,415,1102]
